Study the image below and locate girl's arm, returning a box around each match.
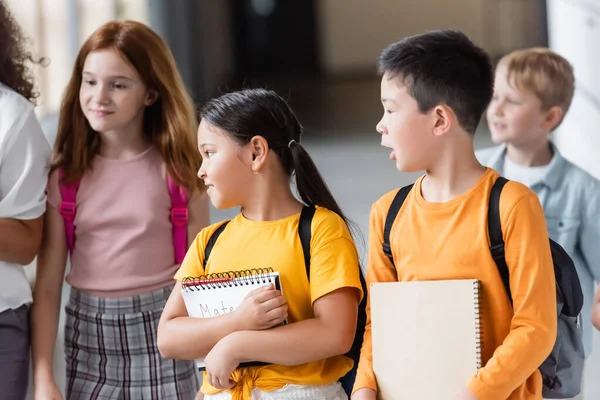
[157,281,288,360]
[187,192,210,248]
[220,287,359,365]
[30,203,68,388]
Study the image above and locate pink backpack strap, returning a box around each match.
[58,168,81,255]
[167,174,189,264]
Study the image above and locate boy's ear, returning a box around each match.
[543,106,564,131]
[432,105,453,137]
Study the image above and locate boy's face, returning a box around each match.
[377,74,437,172]
[486,66,550,147]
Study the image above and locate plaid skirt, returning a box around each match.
[64,285,199,400]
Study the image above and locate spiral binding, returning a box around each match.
[182,268,276,290]
[473,280,483,370]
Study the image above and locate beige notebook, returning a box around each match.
[371,280,482,400]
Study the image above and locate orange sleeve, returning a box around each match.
[353,198,399,394]
[467,192,557,399]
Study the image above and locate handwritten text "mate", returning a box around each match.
[199,300,235,317]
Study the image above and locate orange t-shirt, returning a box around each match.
[354,169,557,400]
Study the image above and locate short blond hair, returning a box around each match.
[498,47,574,120]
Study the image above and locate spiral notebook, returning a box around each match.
[370,280,482,399]
[181,268,284,371]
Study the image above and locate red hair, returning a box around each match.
[52,20,203,193]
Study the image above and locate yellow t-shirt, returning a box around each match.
[174,206,363,398]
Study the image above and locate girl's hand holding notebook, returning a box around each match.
[181,269,289,371]
[233,283,288,331]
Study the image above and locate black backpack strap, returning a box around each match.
[203,221,230,269]
[383,184,414,266]
[299,206,316,279]
[488,177,513,305]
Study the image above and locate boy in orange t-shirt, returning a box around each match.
[352,30,557,400]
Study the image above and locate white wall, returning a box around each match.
[547,0,600,180]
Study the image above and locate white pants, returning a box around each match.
[204,382,347,400]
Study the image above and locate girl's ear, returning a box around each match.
[145,90,159,106]
[249,135,269,174]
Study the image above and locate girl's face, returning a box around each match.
[197,119,254,210]
[79,49,154,136]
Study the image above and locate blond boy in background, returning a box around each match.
[478,48,600,399]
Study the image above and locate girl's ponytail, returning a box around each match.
[288,140,349,227]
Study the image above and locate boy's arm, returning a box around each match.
[352,200,398,397]
[592,284,600,331]
[0,109,50,264]
[579,181,600,282]
[467,192,557,399]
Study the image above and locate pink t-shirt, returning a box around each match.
[47,146,195,297]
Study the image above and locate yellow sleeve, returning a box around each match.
[353,199,399,394]
[468,192,557,399]
[309,211,363,304]
[173,229,207,281]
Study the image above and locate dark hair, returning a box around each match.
[0,0,41,102]
[200,88,351,226]
[378,29,493,134]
